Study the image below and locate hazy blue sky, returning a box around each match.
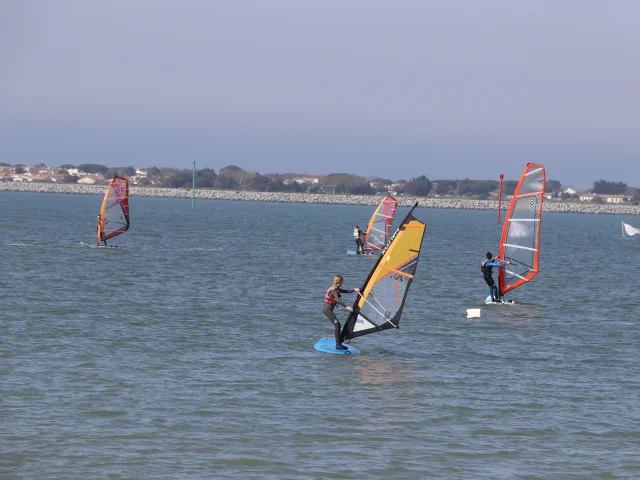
[1,0,639,188]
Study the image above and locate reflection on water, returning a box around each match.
[355,359,415,386]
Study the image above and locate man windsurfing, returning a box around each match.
[481,252,509,302]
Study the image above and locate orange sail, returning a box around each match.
[498,164,545,296]
[97,175,130,244]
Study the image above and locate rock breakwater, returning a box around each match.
[2,181,639,215]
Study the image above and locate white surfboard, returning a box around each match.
[80,242,123,249]
[484,296,514,305]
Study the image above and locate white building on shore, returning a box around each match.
[578,193,630,203]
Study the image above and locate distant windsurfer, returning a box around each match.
[96,214,108,247]
[323,275,360,350]
[96,215,103,246]
[481,252,509,302]
[353,225,365,254]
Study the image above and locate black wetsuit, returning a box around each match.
[481,259,496,287]
[323,288,356,345]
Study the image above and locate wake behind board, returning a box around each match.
[314,338,360,355]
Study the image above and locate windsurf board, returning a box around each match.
[80,242,123,249]
[484,296,515,305]
[314,338,360,355]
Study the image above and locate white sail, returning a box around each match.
[623,222,640,237]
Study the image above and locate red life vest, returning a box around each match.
[324,287,340,305]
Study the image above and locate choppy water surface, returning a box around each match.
[1,192,639,479]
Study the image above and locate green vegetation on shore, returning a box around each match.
[0,162,638,203]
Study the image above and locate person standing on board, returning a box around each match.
[481,252,509,302]
[96,214,112,247]
[323,275,360,350]
[96,214,106,247]
[353,225,366,254]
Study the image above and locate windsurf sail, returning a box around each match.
[497,163,546,298]
[341,203,426,342]
[622,221,640,238]
[362,195,399,252]
[97,175,130,244]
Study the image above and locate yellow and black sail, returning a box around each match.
[341,203,426,342]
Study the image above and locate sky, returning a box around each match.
[1,0,639,189]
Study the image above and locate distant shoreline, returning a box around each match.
[2,181,639,216]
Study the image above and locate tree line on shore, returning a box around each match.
[1,162,638,202]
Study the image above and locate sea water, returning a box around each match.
[1,191,639,479]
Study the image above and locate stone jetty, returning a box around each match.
[2,181,639,215]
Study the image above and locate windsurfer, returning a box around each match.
[353,225,365,254]
[481,252,509,302]
[96,215,105,247]
[323,275,360,349]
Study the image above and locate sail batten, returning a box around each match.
[503,243,538,252]
[380,265,415,278]
[342,203,426,342]
[525,167,543,176]
[498,163,545,296]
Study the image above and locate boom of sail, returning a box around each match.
[341,203,426,342]
[97,175,130,244]
[363,195,399,252]
[497,163,546,297]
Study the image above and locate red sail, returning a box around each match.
[363,195,399,252]
[97,176,130,243]
[498,164,545,295]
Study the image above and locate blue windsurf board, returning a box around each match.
[314,338,360,355]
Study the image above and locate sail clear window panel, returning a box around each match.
[502,196,541,288]
[358,263,415,327]
[365,219,388,250]
[353,314,379,333]
[519,167,545,195]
